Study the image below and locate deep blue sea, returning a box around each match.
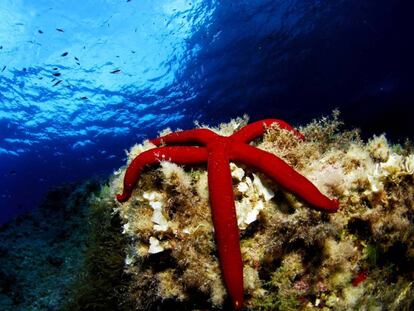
[1,0,413,225]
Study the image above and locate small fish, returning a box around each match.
[74,56,79,61]
[53,73,61,77]
[80,96,88,100]
[76,62,80,65]
[53,67,58,70]
[1,66,6,72]
[61,52,68,57]
[0,46,2,49]
[38,30,43,34]
[53,80,62,87]
[27,40,41,46]
[110,69,121,74]
[56,28,64,32]
[131,50,136,53]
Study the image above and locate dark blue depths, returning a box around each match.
[0,0,413,224]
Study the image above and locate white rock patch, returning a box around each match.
[143,191,169,231]
[231,164,275,229]
[148,237,164,254]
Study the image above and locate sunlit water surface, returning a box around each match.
[1,0,413,224]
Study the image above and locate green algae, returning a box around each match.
[63,184,133,311]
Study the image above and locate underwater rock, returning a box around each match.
[99,113,414,310]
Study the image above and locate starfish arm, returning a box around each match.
[116,146,208,203]
[207,144,244,310]
[150,128,218,146]
[230,143,339,212]
[230,119,304,143]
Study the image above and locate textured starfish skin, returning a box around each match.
[117,119,339,309]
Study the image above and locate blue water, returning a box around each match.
[1,0,413,225]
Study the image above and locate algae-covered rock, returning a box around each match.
[85,113,414,310]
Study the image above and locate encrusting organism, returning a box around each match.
[116,119,339,309]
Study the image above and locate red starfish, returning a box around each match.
[116,119,339,310]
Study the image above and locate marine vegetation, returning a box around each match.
[116,119,339,309]
[70,112,413,310]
